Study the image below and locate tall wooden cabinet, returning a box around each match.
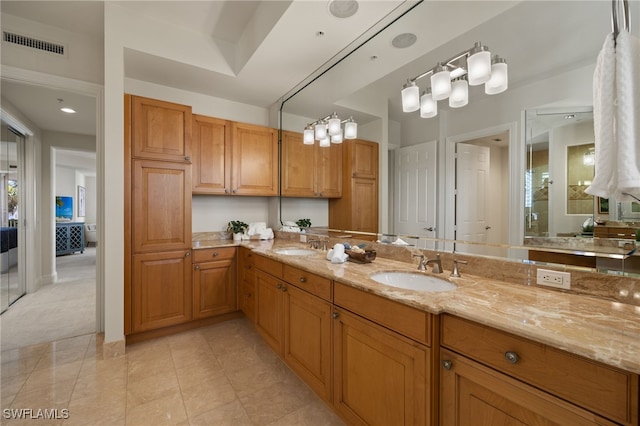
[329,139,378,233]
[125,94,193,336]
[281,130,342,198]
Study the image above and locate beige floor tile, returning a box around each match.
[78,354,128,380]
[174,359,224,390]
[1,372,29,403]
[46,335,91,354]
[170,345,216,370]
[1,343,50,365]
[70,372,126,402]
[64,389,125,425]
[266,400,344,426]
[127,351,174,382]
[181,374,237,419]
[207,332,255,356]
[224,363,282,399]
[240,379,315,426]
[1,354,43,380]
[216,348,263,373]
[10,378,75,409]
[34,347,87,371]
[125,389,188,426]
[188,399,252,426]
[127,370,180,409]
[167,329,209,349]
[21,361,82,393]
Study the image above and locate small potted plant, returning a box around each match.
[227,220,248,241]
[296,218,312,232]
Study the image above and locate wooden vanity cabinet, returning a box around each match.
[329,139,378,234]
[192,247,237,320]
[281,130,342,198]
[332,282,432,425]
[237,247,256,322]
[440,315,639,425]
[254,255,333,402]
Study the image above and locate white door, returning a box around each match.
[394,141,437,247]
[456,143,490,254]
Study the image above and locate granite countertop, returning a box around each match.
[193,238,640,374]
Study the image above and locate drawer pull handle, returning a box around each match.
[277,284,283,290]
[332,312,339,319]
[281,286,288,292]
[212,252,219,257]
[505,351,519,364]
[299,277,306,283]
[194,265,200,270]
[185,252,191,257]
[442,360,452,370]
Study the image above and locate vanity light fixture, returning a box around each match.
[583,148,596,166]
[304,113,357,146]
[400,41,507,118]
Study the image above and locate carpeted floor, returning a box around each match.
[0,247,96,351]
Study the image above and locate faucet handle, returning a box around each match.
[412,254,426,271]
[450,259,468,277]
[430,254,443,273]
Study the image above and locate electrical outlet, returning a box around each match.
[299,234,307,243]
[536,268,571,290]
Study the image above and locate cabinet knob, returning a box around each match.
[194,265,200,270]
[442,360,453,370]
[225,189,229,194]
[332,312,339,319]
[212,252,219,257]
[281,286,287,292]
[505,351,520,364]
[185,156,191,161]
[185,252,191,257]
[277,284,283,290]
[319,192,323,197]
[352,172,357,177]
[299,277,306,283]
[247,265,252,270]
[232,189,238,194]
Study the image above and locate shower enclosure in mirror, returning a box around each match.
[1,122,25,314]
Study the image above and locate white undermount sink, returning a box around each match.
[370,271,457,292]
[274,248,317,256]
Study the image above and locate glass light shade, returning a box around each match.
[401,82,420,112]
[583,151,595,166]
[314,121,327,140]
[468,47,491,86]
[431,65,451,101]
[319,136,330,147]
[331,130,343,144]
[344,120,357,139]
[303,128,315,145]
[485,60,508,95]
[420,90,437,118]
[449,78,468,108]
[328,114,341,136]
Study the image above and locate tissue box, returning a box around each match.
[345,249,376,264]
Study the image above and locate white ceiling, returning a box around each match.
[0,0,625,137]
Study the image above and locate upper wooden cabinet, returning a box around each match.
[191,117,278,196]
[350,139,378,179]
[281,131,342,198]
[191,115,231,194]
[230,122,278,196]
[131,95,192,163]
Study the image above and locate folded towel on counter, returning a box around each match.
[614,30,640,201]
[258,228,274,240]
[327,243,348,264]
[392,238,410,246]
[586,32,616,198]
[247,222,267,235]
[280,221,301,233]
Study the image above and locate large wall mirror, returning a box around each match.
[278,1,640,274]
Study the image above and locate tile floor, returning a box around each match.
[1,318,344,425]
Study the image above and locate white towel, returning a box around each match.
[614,30,640,201]
[586,33,616,198]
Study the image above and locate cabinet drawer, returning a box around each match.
[441,315,638,425]
[254,254,283,278]
[193,247,235,263]
[283,265,332,302]
[334,282,431,346]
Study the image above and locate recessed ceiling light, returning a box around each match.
[392,33,417,49]
[328,0,358,18]
[370,55,378,61]
[564,114,575,119]
[60,107,76,114]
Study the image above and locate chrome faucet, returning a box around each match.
[450,259,468,277]
[413,254,427,271]
[425,254,443,273]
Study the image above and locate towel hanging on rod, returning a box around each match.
[612,0,630,41]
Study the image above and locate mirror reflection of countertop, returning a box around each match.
[193,238,640,374]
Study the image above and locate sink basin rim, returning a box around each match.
[369,270,457,292]
[273,248,317,256]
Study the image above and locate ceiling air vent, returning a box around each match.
[3,31,64,55]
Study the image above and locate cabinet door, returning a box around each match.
[317,142,342,198]
[333,308,428,426]
[238,248,256,322]
[193,258,237,320]
[132,250,192,332]
[255,270,284,353]
[131,95,192,162]
[231,122,278,196]
[132,160,192,253]
[351,139,378,179]
[281,131,316,197]
[192,115,231,194]
[440,349,615,426]
[284,285,332,402]
[352,177,378,233]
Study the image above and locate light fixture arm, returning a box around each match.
[408,41,487,83]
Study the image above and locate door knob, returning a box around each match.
[442,360,452,370]
[485,226,492,230]
[424,227,435,232]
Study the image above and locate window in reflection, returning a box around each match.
[566,143,595,215]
